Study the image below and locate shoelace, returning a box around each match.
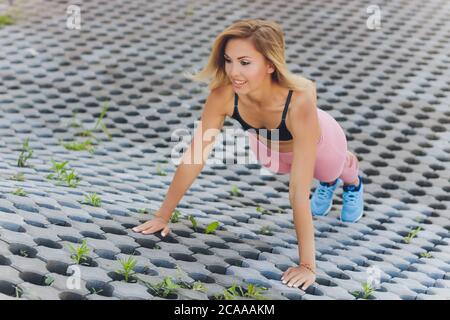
[317,184,335,199]
[343,189,358,206]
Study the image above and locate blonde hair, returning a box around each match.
[184,18,314,92]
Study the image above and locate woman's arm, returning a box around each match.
[282,85,321,290]
[134,86,229,233]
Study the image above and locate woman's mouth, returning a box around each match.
[233,80,247,88]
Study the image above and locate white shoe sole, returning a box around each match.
[340,181,364,223]
[340,209,364,223]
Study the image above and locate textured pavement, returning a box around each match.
[0,0,449,300]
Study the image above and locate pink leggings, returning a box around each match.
[248,109,359,184]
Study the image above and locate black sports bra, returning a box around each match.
[231,89,293,141]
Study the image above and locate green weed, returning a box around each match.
[0,14,14,26]
[403,226,422,244]
[80,193,102,207]
[256,206,271,215]
[156,164,167,176]
[12,187,26,196]
[351,281,374,299]
[188,214,198,231]
[215,283,268,300]
[61,139,95,153]
[67,239,91,264]
[47,159,81,188]
[230,186,241,196]
[17,138,33,167]
[116,256,138,282]
[170,210,181,223]
[205,221,219,234]
[259,226,273,236]
[145,276,181,298]
[44,275,54,286]
[419,251,433,259]
[9,172,25,181]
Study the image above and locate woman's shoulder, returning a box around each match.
[208,84,235,117]
[289,81,317,115]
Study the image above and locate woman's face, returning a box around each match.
[224,38,274,93]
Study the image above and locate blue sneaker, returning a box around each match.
[310,178,341,216]
[341,175,364,223]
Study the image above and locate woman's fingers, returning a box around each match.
[161,226,170,237]
[281,267,294,282]
[287,274,305,287]
[292,277,308,288]
[133,221,153,232]
[301,279,314,291]
[142,224,161,234]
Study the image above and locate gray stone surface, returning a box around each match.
[0,0,448,300]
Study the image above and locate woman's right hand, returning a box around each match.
[132,215,170,236]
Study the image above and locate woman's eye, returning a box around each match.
[224,59,249,65]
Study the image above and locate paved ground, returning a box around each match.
[0,0,449,300]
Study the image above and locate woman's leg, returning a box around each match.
[340,151,360,186]
[313,109,348,182]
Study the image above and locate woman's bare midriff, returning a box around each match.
[224,84,320,154]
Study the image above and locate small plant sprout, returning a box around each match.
[15,286,23,298]
[192,281,207,293]
[90,288,104,295]
[65,169,80,188]
[216,283,269,300]
[44,276,54,286]
[259,226,273,236]
[230,186,241,196]
[19,249,28,257]
[170,210,181,223]
[256,206,271,215]
[188,215,198,231]
[81,193,102,207]
[205,221,220,234]
[61,139,95,153]
[351,281,374,299]
[155,164,167,176]
[93,101,112,140]
[47,159,69,180]
[17,138,33,167]
[185,3,194,16]
[420,251,433,259]
[138,208,149,214]
[69,112,81,128]
[76,129,94,137]
[403,226,422,244]
[12,187,26,197]
[173,265,207,292]
[9,172,25,181]
[220,283,244,300]
[245,283,269,300]
[68,239,91,264]
[146,276,181,298]
[47,159,80,187]
[116,256,138,282]
[0,14,15,26]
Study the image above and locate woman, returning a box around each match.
[133,19,364,291]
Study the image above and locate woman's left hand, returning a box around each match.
[281,265,316,291]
